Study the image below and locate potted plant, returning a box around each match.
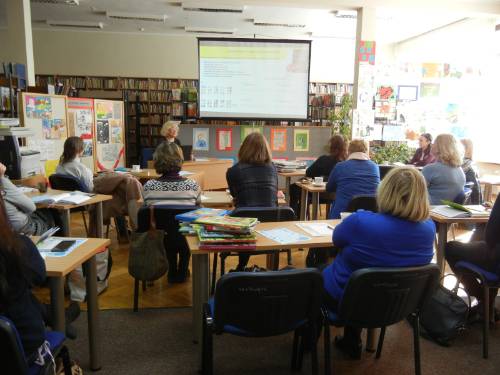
[329,93,353,139]
[371,143,414,165]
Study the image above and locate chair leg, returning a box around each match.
[133,279,139,312]
[211,253,218,295]
[81,211,89,235]
[106,224,110,238]
[375,326,386,359]
[323,320,331,375]
[311,323,318,375]
[412,314,421,375]
[59,346,72,375]
[220,254,226,276]
[483,285,489,359]
[202,305,214,375]
[287,249,293,266]
[291,329,300,371]
[142,281,147,292]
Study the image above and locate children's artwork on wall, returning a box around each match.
[293,129,309,152]
[96,120,110,144]
[270,128,287,152]
[358,41,376,65]
[420,83,440,98]
[193,128,209,151]
[240,126,263,142]
[67,97,95,171]
[397,85,418,101]
[376,86,396,100]
[94,99,125,171]
[422,63,442,79]
[216,128,233,151]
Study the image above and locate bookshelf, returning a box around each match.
[308,82,354,125]
[0,62,27,118]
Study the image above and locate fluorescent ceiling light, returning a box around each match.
[182,2,244,13]
[46,20,104,29]
[184,26,235,34]
[252,18,306,28]
[333,10,357,19]
[106,11,167,22]
[31,0,80,5]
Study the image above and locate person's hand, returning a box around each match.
[0,162,6,178]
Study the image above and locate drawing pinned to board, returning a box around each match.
[420,83,440,98]
[358,40,376,65]
[216,128,233,151]
[422,63,442,79]
[97,120,110,144]
[294,129,309,152]
[75,110,93,136]
[240,126,263,142]
[376,86,396,100]
[26,96,52,119]
[270,128,287,152]
[102,144,122,162]
[42,118,66,140]
[193,128,209,151]
[82,139,93,157]
[95,101,113,120]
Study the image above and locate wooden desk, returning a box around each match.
[34,237,111,371]
[200,191,287,209]
[278,170,305,204]
[480,175,500,202]
[129,169,205,189]
[187,219,338,344]
[26,189,112,237]
[295,181,326,221]
[430,210,490,276]
[147,158,232,190]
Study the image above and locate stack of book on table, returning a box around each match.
[273,160,306,173]
[192,215,259,251]
[176,208,230,235]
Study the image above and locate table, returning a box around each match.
[200,191,287,209]
[129,169,205,189]
[480,175,500,203]
[295,181,327,221]
[33,237,111,371]
[430,210,490,276]
[147,158,232,190]
[26,189,112,237]
[278,170,305,204]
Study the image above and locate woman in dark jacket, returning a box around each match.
[226,132,278,270]
[408,133,436,167]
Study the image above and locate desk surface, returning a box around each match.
[278,170,306,177]
[295,181,327,192]
[201,191,286,208]
[187,219,337,254]
[430,211,490,224]
[26,189,112,210]
[32,237,110,277]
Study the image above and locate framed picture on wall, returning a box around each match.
[240,126,263,143]
[216,128,233,151]
[193,128,209,151]
[270,128,287,152]
[293,129,309,152]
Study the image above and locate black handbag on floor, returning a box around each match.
[418,276,471,347]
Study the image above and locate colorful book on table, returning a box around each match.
[194,215,259,230]
[175,207,230,223]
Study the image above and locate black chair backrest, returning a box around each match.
[345,195,377,213]
[338,264,439,328]
[0,316,29,374]
[136,205,199,233]
[378,165,395,180]
[214,269,323,336]
[230,206,296,223]
[49,173,89,193]
[453,190,466,205]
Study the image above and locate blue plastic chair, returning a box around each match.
[202,269,323,375]
[0,315,71,375]
[455,261,500,359]
[141,147,155,169]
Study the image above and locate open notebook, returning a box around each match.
[31,192,91,205]
[431,200,490,218]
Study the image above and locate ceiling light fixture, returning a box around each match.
[46,20,104,29]
[31,0,80,5]
[182,2,244,13]
[184,26,236,34]
[106,11,167,22]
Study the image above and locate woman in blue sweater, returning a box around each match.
[323,167,435,358]
[326,139,380,219]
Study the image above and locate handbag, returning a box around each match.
[128,206,169,281]
[418,274,471,347]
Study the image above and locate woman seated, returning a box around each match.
[326,139,380,219]
[56,136,94,192]
[446,196,500,319]
[289,135,347,215]
[160,120,181,147]
[422,134,465,205]
[323,167,435,358]
[226,132,278,271]
[461,138,482,204]
[0,162,59,235]
[408,133,436,167]
[143,142,200,283]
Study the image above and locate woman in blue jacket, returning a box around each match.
[323,167,435,358]
[326,139,380,219]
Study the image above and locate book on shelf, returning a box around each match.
[175,207,230,223]
[31,192,92,205]
[172,89,182,101]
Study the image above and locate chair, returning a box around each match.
[140,147,155,169]
[455,261,500,359]
[323,264,439,375]
[211,206,296,295]
[378,165,395,180]
[202,269,323,375]
[345,195,378,213]
[49,173,90,235]
[133,204,198,312]
[0,315,72,375]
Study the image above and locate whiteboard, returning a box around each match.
[94,99,125,170]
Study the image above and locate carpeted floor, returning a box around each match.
[66,306,500,375]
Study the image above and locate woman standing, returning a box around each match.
[408,133,436,167]
[422,134,465,205]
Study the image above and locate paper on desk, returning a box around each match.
[296,223,333,237]
[194,158,209,162]
[258,228,311,245]
[201,194,210,201]
[17,186,37,193]
[37,237,87,258]
[179,170,194,176]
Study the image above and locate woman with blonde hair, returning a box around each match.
[326,139,380,218]
[323,167,435,358]
[160,120,181,146]
[422,134,465,205]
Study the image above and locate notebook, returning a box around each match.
[31,192,91,205]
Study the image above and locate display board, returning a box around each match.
[21,93,68,175]
[67,97,95,171]
[94,99,125,171]
[198,38,311,120]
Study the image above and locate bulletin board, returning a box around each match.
[21,93,68,176]
[67,97,95,171]
[94,99,125,171]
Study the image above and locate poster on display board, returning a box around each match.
[21,93,68,176]
[67,98,95,171]
[94,99,125,171]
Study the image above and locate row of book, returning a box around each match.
[309,82,353,95]
[177,208,258,251]
[0,87,14,111]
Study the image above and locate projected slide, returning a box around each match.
[199,39,311,120]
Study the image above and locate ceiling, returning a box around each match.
[0,0,498,44]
